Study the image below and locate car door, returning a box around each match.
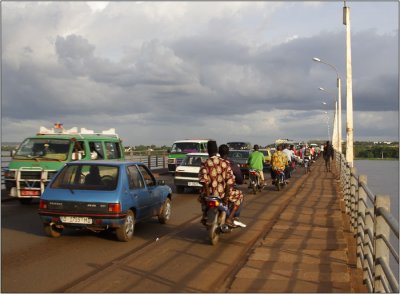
[137,165,161,216]
[126,165,152,220]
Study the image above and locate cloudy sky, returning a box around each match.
[2,1,398,147]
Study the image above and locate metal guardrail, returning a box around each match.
[125,150,168,170]
[336,152,399,293]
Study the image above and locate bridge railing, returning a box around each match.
[336,152,399,293]
[125,150,168,170]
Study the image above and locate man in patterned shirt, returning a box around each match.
[199,140,239,227]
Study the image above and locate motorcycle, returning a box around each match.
[202,195,237,245]
[248,169,263,194]
[273,169,286,191]
[303,157,310,174]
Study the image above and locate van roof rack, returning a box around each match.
[38,123,119,138]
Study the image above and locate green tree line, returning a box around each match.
[354,145,398,159]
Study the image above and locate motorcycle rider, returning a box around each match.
[198,140,239,228]
[218,144,246,228]
[282,144,293,182]
[270,144,289,184]
[302,144,312,171]
[247,144,266,186]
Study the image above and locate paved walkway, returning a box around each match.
[229,159,366,292]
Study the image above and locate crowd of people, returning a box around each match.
[197,140,335,229]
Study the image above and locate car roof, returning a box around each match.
[173,139,210,143]
[229,149,250,152]
[66,160,143,167]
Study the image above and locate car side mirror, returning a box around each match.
[157,180,166,186]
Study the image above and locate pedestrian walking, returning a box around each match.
[323,141,334,172]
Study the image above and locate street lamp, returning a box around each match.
[343,0,354,167]
[323,111,330,141]
[319,87,339,151]
[312,57,342,153]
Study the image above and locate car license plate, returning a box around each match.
[21,190,41,196]
[60,216,93,224]
[188,181,201,187]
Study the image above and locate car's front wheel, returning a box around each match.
[116,210,135,242]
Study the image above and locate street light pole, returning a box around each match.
[343,0,354,167]
[332,100,338,149]
[324,111,330,141]
[313,58,342,153]
[319,87,339,150]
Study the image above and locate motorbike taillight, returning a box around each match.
[207,200,220,208]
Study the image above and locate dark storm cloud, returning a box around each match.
[55,35,95,75]
[3,28,397,127]
[2,1,397,145]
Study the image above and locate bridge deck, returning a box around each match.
[1,159,368,292]
[229,159,367,292]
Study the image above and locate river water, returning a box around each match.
[355,160,399,220]
[355,160,399,283]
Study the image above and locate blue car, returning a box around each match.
[38,160,172,242]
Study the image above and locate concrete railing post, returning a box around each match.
[344,164,351,214]
[349,167,357,231]
[357,175,368,270]
[364,202,375,289]
[374,195,391,293]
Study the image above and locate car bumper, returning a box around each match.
[38,211,127,229]
[174,177,202,188]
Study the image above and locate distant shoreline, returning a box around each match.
[355,158,398,161]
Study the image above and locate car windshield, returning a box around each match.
[229,151,249,159]
[51,164,119,191]
[171,142,200,153]
[14,138,71,161]
[180,155,207,167]
[227,142,250,150]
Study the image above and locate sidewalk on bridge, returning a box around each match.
[228,160,367,293]
[63,160,367,293]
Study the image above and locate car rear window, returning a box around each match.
[51,164,119,191]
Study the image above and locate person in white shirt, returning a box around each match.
[282,144,293,181]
